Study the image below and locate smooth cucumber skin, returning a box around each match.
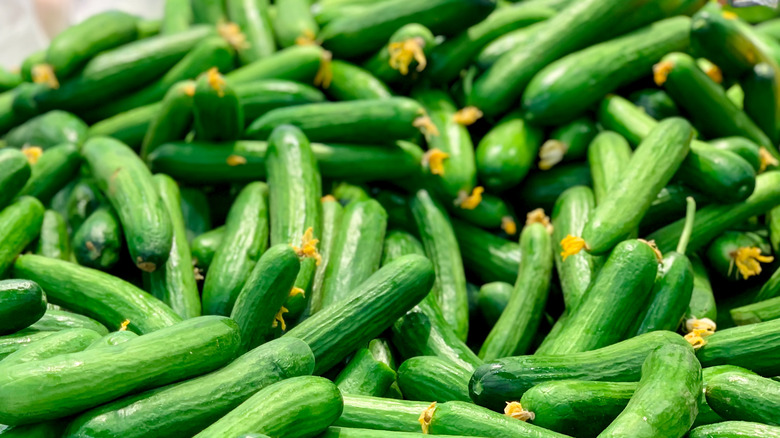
[632,252,693,335]
[335,348,396,397]
[13,254,181,334]
[230,245,300,351]
[85,330,138,349]
[35,210,70,261]
[469,330,689,411]
[140,80,195,160]
[72,206,123,271]
[397,356,472,403]
[0,328,101,367]
[0,149,30,210]
[705,371,780,426]
[30,309,109,335]
[689,421,780,438]
[65,337,314,438]
[582,118,693,254]
[335,395,429,433]
[326,60,393,101]
[4,110,88,150]
[226,0,276,63]
[193,70,243,142]
[709,137,762,172]
[477,281,511,327]
[191,226,224,271]
[588,131,632,206]
[83,137,173,272]
[743,63,780,145]
[284,254,434,374]
[87,102,162,151]
[0,316,240,425]
[320,0,496,58]
[0,280,46,335]
[0,196,44,279]
[427,401,571,438]
[523,16,691,124]
[451,218,521,284]
[597,344,701,438]
[225,45,325,86]
[476,111,543,192]
[237,79,326,123]
[193,376,342,438]
[18,142,81,204]
[697,318,780,376]
[273,0,319,48]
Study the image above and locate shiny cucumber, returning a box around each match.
[17,142,81,204]
[0,197,44,279]
[0,328,100,367]
[0,149,30,211]
[587,131,632,205]
[35,210,70,261]
[0,279,46,335]
[140,80,196,160]
[72,205,123,271]
[475,111,543,192]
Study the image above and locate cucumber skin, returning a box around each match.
[191,0,226,24]
[13,254,181,334]
[0,328,101,367]
[237,79,326,123]
[335,395,429,433]
[0,197,44,279]
[689,421,780,438]
[30,309,109,335]
[362,23,436,85]
[476,111,543,192]
[519,163,592,212]
[83,137,173,272]
[687,253,718,322]
[87,102,162,151]
[630,88,680,120]
[226,0,276,63]
[523,17,691,124]
[179,187,211,244]
[397,356,472,403]
[706,371,780,426]
[0,331,55,361]
[320,427,475,438]
[65,337,314,438]
[0,279,46,335]
[193,71,243,142]
[0,149,30,210]
[705,231,770,280]
[18,143,81,204]
[632,252,693,335]
[477,281,511,326]
[191,226,224,271]
[202,182,269,316]
[0,316,240,425]
[588,132,632,206]
[731,293,780,325]
[72,206,123,271]
[225,45,325,86]
[326,60,393,101]
[709,137,762,172]
[4,110,88,150]
[161,0,193,35]
[140,80,196,160]
[308,197,343,315]
[273,0,319,48]
[743,63,780,145]
[469,330,689,411]
[427,401,571,438]
[697,318,780,376]
[35,210,71,261]
[335,348,396,397]
[85,330,138,349]
[597,344,701,438]
[451,218,521,284]
[193,376,342,438]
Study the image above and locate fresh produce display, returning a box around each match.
[3,0,780,436]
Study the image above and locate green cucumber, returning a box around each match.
[588,131,632,205]
[706,370,780,425]
[475,111,543,192]
[191,226,224,271]
[193,376,341,438]
[362,23,436,85]
[237,79,326,123]
[226,0,276,63]
[523,17,691,124]
[519,162,592,212]
[72,205,123,271]
[18,142,81,204]
[0,149,30,211]
[83,136,173,272]
[731,293,780,325]
[29,309,108,335]
[179,187,211,243]
[709,137,763,172]
[0,67,21,93]
[451,218,521,284]
[0,316,239,425]
[335,395,429,433]
[320,427,477,438]
[629,88,680,120]
[136,19,161,39]
[473,22,542,71]
[65,337,313,438]
[308,196,343,315]
[85,330,138,349]
[335,347,397,397]
[161,0,193,34]
[770,205,780,254]
[743,63,780,145]
[0,197,44,278]
[194,69,243,141]
[3,110,88,149]
[191,0,227,24]
[689,421,780,438]
[13,254,181,334]
[425,401,570,438]
[477,281,511,326]
[35,210,70,261]
[225,45,326,85]
[140,80,196,160]
[0,328,101,367]
[641,185,708,235]
[331,182,370,206]
[202,182,269,316]
[0,331,55,361]
[65,179,103,232]
[397,356,472,403]
[687,253,718,322]
[20,50,44,83]
[87,102,162,150]
[375,190,417,234]
[697,318,780,376]
[273,0,319,48]
[0,280,46,335]
[326,61,393,101]
[705,231,771,280]
[450,193,513,231]
[597,343,701,438]
[539,117,599,169]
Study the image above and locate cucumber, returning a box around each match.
[588,131,632,205]
[191,226,224,271]
[18,142,81,204]
[161,0,193,34]
[13,254,181,334]
[202,182,269,316]
[0,331,55,361]
[640,184,706,234]
[687,253,718,322]
[697,318,780,376]
[743,63,780,145]
[470,330,689,411]
[0,280,46,335]
[179,187,211,243]
[0,197,44,278]
[87,102,162,150]
[0,422,64,437]
[425,401,570,438]
[326,61,393,101]
[689,421,780,438]
[320,427,476,438]
[706,370,780,425]
[246,97,425,144]
[709,137,763,172]
[65,337,314,438]
[539,117,599,169]
[35,210,70,261]
[451,218,521,284]
[335,347,397,397]
[191,0,227,24]
[479,222,552,359]
[477,281,511,326]
[72,205,123,271]
[226,45,326,86]
[0,328,101,367]
[475,111,543,192]
[136,19,161,38]
[308,196,343,315]
[237,79,326,123]
[85,330,137,349]
[83,137,173,272]
[335,394,429,433]
[731,293,780,325]
[518,162,592,212]
[230,245,299,351]
[194,69,243,141]
[193,376,341,438]
[226,0,275,63]
[450,193,514,231]
[0,149,30,211]
[629,88,680,120]
[397,356,472,403]
[705,231,772,280]
[65,179,103,231]
[318,200,387,310]
[29,309,108,335]
[284,254,434,374]
[597,344,701,438]
[362,23,436,85]
[473,22,542,71]
[411,189,469,341]
[0,67,21,93]
[0,316,240,425]
[523,17,691,124]
[140,80,195,160]
[11,82,48,122]
[3,110,88,149]
[319,0,496,58]
[273,0,319,48]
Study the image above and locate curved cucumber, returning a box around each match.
[0,149,30,210]
[0,196,44,278]
[0,279,46,335]
[29,309,108,335]
[476,111,543,192]
[706,370,780,426]
[0,331,55,361]
[85,330,137,349]
[72,205,123,271]
[0,328,101,367]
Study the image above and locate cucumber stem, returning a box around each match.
[676,196,696,255]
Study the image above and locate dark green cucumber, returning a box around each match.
[225,45,326,85]
[689,421,780,438]
[705,231,771,280]
[335,347,397,397]
[539,117,599,169]
[705,370,780,425]
[273,0,319,48]
[65,337,313,438]
[411,189,469,341]
[194,69,243,141]
[4,110,88,149]
[18,142,80,204]
[641,185,708,235]
[0,316,239,425]
[331,182,370,207]
[308,196,343,315]
[397,356,472,403]
[476,111,543,192]
[743,63,780,145]
[326,61,393,101]
[13,254,181,333]
[35,210,70,261]
[425,401,570,438]
[0,197,44,278]
[85,330,137,349]
[65,179,103,231]
[335,394,429,433]
[477,281,511,326]
[770,205,780,254]
[0,421,65,437]
[320,427,476,438]
[633,251,693,334]
[451,218,521,284]
[470,330,690,411]
[0,331,55,361]
[246,97,425,144]
[473,22,542,71]
[230,245,299,351]
[72,205,123,271]
[179,187,211,244]
[193,376,341,438]
[140,80,196,160]
[191,0,226,24]
[579,118,693,254]
[0,279,46,335]
[523,17,691,124]
[687,253,718,322]
[284,254,434,374]
[731,292,780,325]
[519,162,592,212]
[362,23,436,85]
[83,136,173,272]
[597,343,701,438]
[450,193,513,231]
[191,226,224,271]
[226,0,276,63]
[0,149,30,211]
[29,309,108,335]
[697,318,780,376]
[319,0,495,58]
[629,88,681,119]
[587,132,632,205]
[87,102,162,150]
[480,222,552,359]
[0,328,101,367]
[202,182,268,316]
[237,79,326,123]
[375,190,417,234]
[161,0,193,34]
[709,137,763,172]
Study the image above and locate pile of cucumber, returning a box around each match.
[3,0,780,436]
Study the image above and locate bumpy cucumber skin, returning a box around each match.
[335,395,429,433]
[83,137,172,272]
[307,198,343,316]
[202,182,269,316]
[632,252,693,335]
[193,71,243,142]
[731,286,780,324]
[689,421,780,438]
[597,344,701,438]
[0,328,101,367]
[0,279,46,335]
[686,253,718,322]
[552,186,597,309]
[226,45,325,86]
[0,197,44,279]
[326,60,393,101]
[237,79,326,123]
[35,210,71,261]
[66,337,314,438]
[470,330,689,411]
[0,316,240,425]
[705,371,780,426]
[335,348,397,397]
[141,80,195,160]
[85,330,138,349]
[18,143,81,204]
[451,218,521,284]
[0,331,55,361]
[397,356,472,403]
[427,401,571,438]
[13,254,181,334]
[72,206,123,271]
[4,110,88,149]
[0,149,30,210]
[226,0,276,63]
[588,132,632,206]
[284,254,434,374]
[697,318,780,376]
[30,309,108,335]
[193,376,342,438]
[476,111,543,192]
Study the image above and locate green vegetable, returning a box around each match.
[161,0,193,34]
[451,218,521,284]
[0,279,46,335]
[35,210,70,261]
[273,0,319,48]
[697,318,780,376]
[0,328,100,367]
[397,356,472,403]
[335,347,397,397]
[705,370,780,426]
[3,110,88,149]
[226,0,276,63]
[476,111,543,192]
[0,197,44,278]
[326,61,393,101]
[140,80,195,160]
[587,132,632,205]
[425,401,571,438]
[0,149,30,211]
[72,205,123,271]
[18,142,81,204]
[193,69,243,141]
[29,308,108,335]
[689,421,780,438]
[335,394,428,433]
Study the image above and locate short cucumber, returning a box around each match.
[325,60,393,101]
[273,0,319,48]
[0,279,46,335]
[35,210,70,261]
[397,356,472,403]
[226,0,275,63]
[587,132,632,205]
[709,137,763,172]
[335,394,429,433]
[72,205,123,271]
[425,401,571,438]
[539,117,599,169]
[451,218,521,284]
[3,110,88,149]
[225,45,326,86]
[362,23,436,86]
[0,149,30,211]
[475,111,543,192]
[629,88,680,120]
[18,142,81,204]
[705,231,771,280]
[191,226,224,271]
[0,197,44,278]
[87,102,162,150]
[161,0,193,34]
[29,308,108,335]
[697,318,780,376]
[689,421,780,438]
[335,347,397,397]
[706,370,780,426]
[237,79,326,123]
[140,80,196,160]
[193,69,243,141]
[0,328,101,367]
